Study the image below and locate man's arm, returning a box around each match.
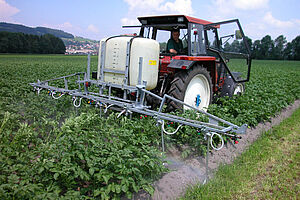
[167,39,177,54]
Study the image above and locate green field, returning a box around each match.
[0,55,300,199]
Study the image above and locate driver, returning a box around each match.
[167,29,183,54]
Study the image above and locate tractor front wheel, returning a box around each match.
[167,65,212,111]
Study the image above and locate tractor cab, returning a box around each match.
[137,15,211,56]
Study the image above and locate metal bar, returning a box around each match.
[82,91,134,104]
[32,72,84,84]
[158,95,166,113]
[64,78,68,90]
[78,80,137,91]
[100,42,106,81]
[128,107,232,133]
[84,72,88,94]
[141,89,163,101]
[87,54,90,80]
[205,133,209,184]
[164,94,239,128]
[108,85,111,100]
[122,25,142,28]
[125,41,131,85]
[103,69,126,74]
[208,47,249,83]
[29,83,77,93]
[204,18,251,84]
[161,127,165,152]
[204,19,239,29]
[138,57,143,85]
[77,74,81,91]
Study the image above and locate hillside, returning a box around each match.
[0,22,74,39]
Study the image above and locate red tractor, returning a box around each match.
[95,15,251,111]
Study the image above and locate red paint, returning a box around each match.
[173,55,216,61]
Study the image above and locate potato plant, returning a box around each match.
[0,55,299,199]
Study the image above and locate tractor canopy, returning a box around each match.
[137,15,218,30]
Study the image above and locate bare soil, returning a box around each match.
[133,100,300,200]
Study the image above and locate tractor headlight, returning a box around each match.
[141,19,147,25]
[178,17,184,22]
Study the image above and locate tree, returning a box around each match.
[0,32,9,53]
[240,36,252,54]
[273,35,287,60]
[259,35,274,59]
[283,42,293,60]
[291,36,300,60]
[252,40,261,59]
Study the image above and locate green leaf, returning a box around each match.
[89,168,94,175]
[132,182,139,193]
[94,189,102,197]
[78,152,84,160]
[38,167,44,174]
[103,175,110,184]
[54,173,59,180]
[115,184,121,194]
[143,184,154,195]
[122,184,128,193]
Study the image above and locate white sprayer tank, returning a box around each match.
[97,36,159,90]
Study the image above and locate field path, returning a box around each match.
[133,99,300,200]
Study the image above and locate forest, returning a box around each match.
[0,32,66,54]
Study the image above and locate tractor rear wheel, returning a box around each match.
[167,65,212,111]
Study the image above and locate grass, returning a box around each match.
[181,107,300,200]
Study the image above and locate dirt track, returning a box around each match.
[133,100,300,200]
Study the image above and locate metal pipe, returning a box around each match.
[87,54,91,80]
[138,57,143,85]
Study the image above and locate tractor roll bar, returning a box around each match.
[204,19,252,83]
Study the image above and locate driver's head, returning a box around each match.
[171,29,180,41]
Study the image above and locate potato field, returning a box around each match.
[0,55,299,199]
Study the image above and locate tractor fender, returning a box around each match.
[167,59,195,70]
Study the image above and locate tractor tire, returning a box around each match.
[167,65,212,111]
[220,75,245,97]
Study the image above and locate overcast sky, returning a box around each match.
[1,0,300,42]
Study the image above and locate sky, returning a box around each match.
[1,0,300,42]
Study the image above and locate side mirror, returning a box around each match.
[235,30,242,40]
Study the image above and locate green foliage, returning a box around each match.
[0,112,166,199]
[0,55,299,199]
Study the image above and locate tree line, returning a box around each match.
[224,35,300,60]
[0,32,66,54]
